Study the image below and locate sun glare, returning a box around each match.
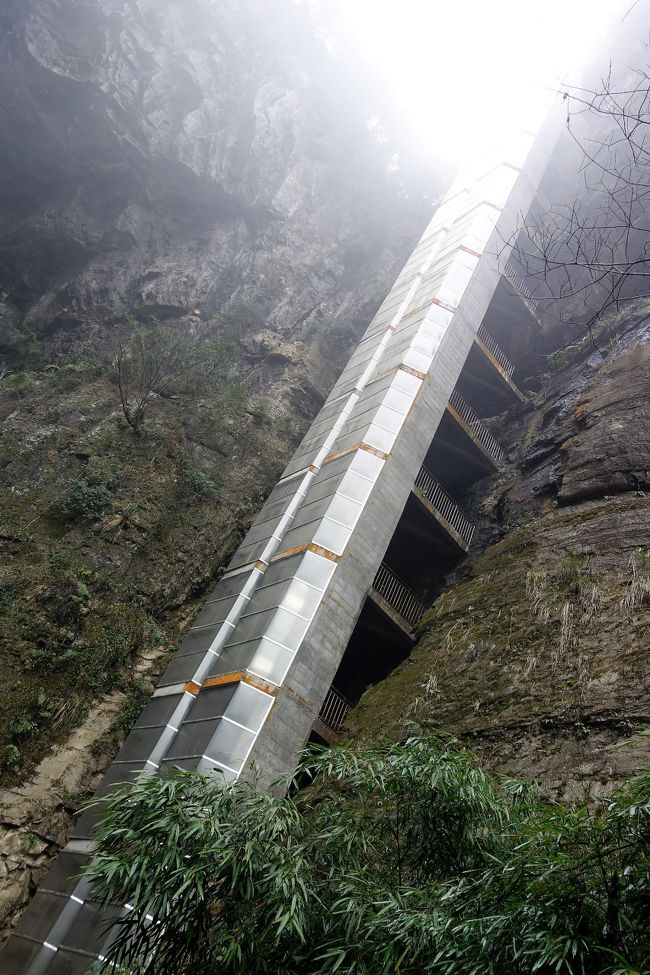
[322,0,627,162]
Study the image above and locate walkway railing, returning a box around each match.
[448,388,505,466]
[504,258,538,313]
[319,685,352,733]
[372,562,425,628]
[477,325,514,378]
[414,466,475,548]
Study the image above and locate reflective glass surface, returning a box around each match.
[265,606,310,650]
[225,682,273,732]
[312,516,353,555]
[248,637,293,684]
[294,550,337,589]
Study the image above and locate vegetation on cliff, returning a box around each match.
[86,737,649,975]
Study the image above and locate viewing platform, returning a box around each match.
[412,466,474,552]
[447,388,505,468]
[314,685,353,740]
[369,562,426,636]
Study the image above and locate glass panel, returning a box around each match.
[326,493,363,529]
[192,594,240,629]
[225,607,275,645]
[248,637,294,684]
[14,890,71,942]
[280,578,323,618]
[294,493,336,525]
[237,516,283,548]
[373,404,405,435]
[208,640,258,676]
[301,469,345,505]
[53,947,108,975]
[158,649,205,686]
[349,447,384,481]
[161,757,201,774]
[35,849,90,898]
[245,578,292,615]
[246,498,293,532]
[402,348,434,374]
[312,516,353,555]
[260,553,303,587]
[337,469,374,504]
[64,903,117,953]
[202,717,255,769]
[278,516,322,553]
[265,606,310,649]
[177,623,226,658]
[226,682,273,732]
[188,683,237,722]
[198,757,237,782]
[438,282,468,308]
[114,727,164,764]
[294,550,337,590]
[135,693,184,729]
[502,128,535,168]
[412,329,443,358]
[228,538,266,570]
[381,385,414,415]
[363,422,397,453]
[165,719,222,759]
[483,165,518,208]
[418,316,448,341]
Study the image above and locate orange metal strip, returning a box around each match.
[307,542,341,563]
[398,364,427,380]
[201,671,279,697]
[432,296,457,313]
[459,244,482,258]
[242,672,279,696]
[202,672,244,690]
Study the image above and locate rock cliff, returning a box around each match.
[349,301,650,800]
[0,0,432,937]
[2,0,649,950]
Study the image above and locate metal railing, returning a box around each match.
[504,258,538,313]
[414,467,475,548]
[319,685,352,733]
[448,388,505,466]
[477,325,514,378]
[372,562,426,628]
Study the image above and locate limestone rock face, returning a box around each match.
[349,303,650,800]
[0,0,427,395]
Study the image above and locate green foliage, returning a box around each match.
[4,325,47,367]
[109,314,234,432]
[173,460,220,503]
[0,744,21,771]
[86,737,650,975]
[51,476,112,522]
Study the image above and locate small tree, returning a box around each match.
[109,314,233,433]
[509,41,650,349]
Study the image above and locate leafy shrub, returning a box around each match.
[175,461,220,500]
[164,460,221,515]
[51,477,112,522]
[86,737,650,975]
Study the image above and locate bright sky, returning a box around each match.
[312,0,628,163]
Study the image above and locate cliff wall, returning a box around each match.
[0,0,432,937]
[349,301,650,800]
